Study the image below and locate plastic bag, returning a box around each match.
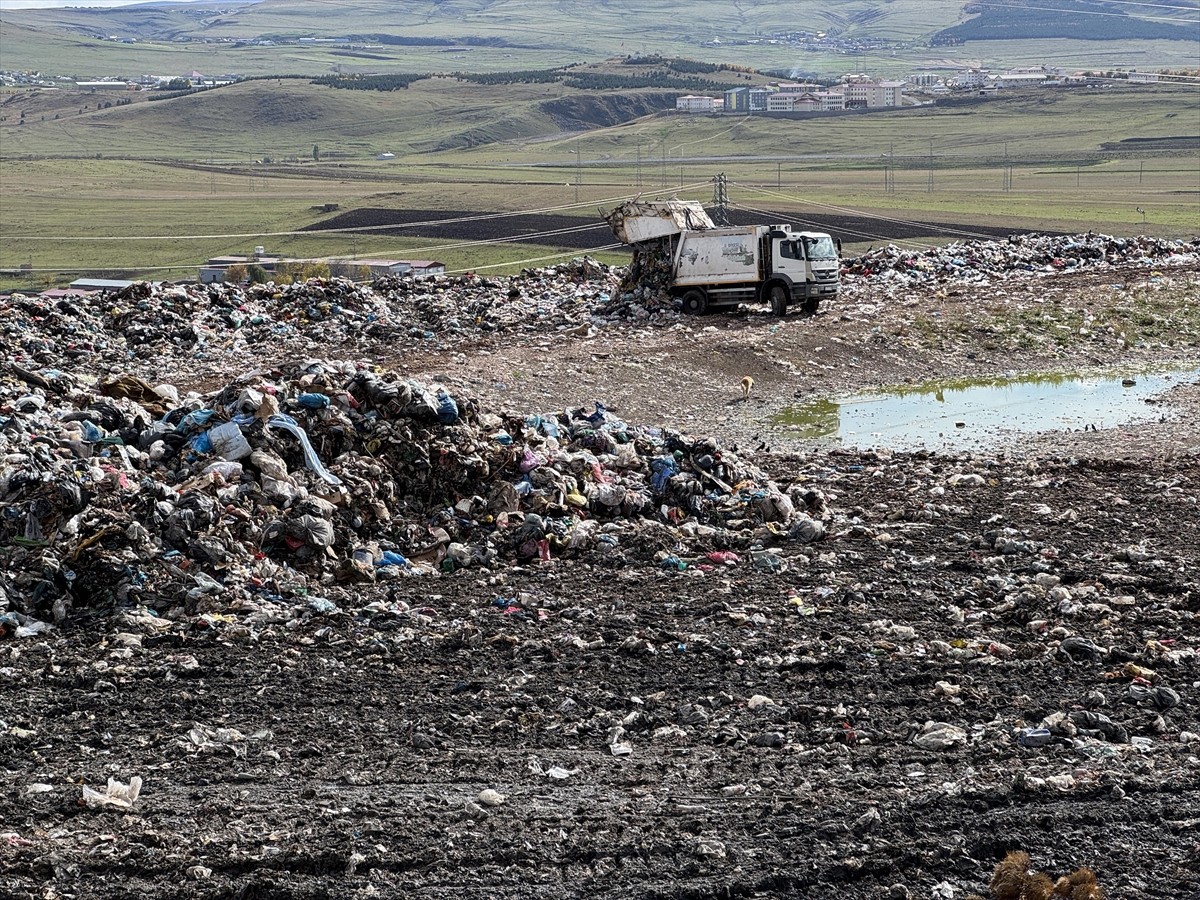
[82,776,142,809]
[265,415,343,485]
[436,390,459,425]
[207,422,251,460]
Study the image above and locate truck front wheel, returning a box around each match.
[681,289,708,315]
[767,282,790,317]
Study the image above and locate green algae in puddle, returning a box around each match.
[774,367,1200,450]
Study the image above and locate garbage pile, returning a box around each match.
[0,358,827,631]
[6,233,1196,374]
[376,256,620,333]
[2,261,625,384]
[599,239,679,318]
[842,232,1200,287]
[599,230,1200,317]
[4,277,398,377]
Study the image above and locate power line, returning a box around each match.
[728,201,933,249]
[731,182,998,241]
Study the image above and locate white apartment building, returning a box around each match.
[676,95,716,113]
[766,90,845,112]
[843,78,905,108]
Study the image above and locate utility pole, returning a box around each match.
[711,172,730,225]
[927,137,934,193]
[575,139,581,203]
[777,161,781,188]
[886,141,895,193]
[1002,142,1012,193]
[636,140,642,189]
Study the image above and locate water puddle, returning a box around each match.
[773,367,1200,451]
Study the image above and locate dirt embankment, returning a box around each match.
[539,92,680,130]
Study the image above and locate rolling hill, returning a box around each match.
[3,0,1197,79]
[0,70,689,159]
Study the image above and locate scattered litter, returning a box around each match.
[81,776,142,810]
[477,788,507,807]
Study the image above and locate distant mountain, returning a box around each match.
[933,0,1200,45]
[4,0,960,49]
[2,0,1196,77]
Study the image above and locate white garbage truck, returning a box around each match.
[605,199,840,316]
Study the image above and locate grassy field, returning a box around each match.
[0,17,581,80]
[1,76,1197,288]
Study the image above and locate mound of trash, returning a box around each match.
[1,358,826,633]
[2,259,623,383]
[841,232,1200,287]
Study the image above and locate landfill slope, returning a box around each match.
[2,231,1199,900]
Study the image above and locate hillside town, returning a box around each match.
[675,65,1168,113]
[0,61,1172,105]
[678,74,908,113]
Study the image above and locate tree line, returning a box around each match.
[312,73,429,91]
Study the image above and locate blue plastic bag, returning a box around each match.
[175,409,216,434]
[650,455,679,493]
[436,390,459,425]
[297,393,331,410]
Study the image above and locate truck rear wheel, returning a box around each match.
[681,289,708,315]
[767,282,790,317]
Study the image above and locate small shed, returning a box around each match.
[354,259,414,277]
[402,260,446,277]
[69,278,137,292]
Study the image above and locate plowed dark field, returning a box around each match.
[303,208,1031,251]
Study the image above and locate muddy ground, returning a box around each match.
[396,262,1200,460]
[3,259,1199,899]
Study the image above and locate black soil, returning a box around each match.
[302,208,1032,251]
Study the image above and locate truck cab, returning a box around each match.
[765,227,840,314]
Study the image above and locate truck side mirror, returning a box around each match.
[835,239,842,254]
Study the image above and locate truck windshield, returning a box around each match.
[802,235,838,260]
